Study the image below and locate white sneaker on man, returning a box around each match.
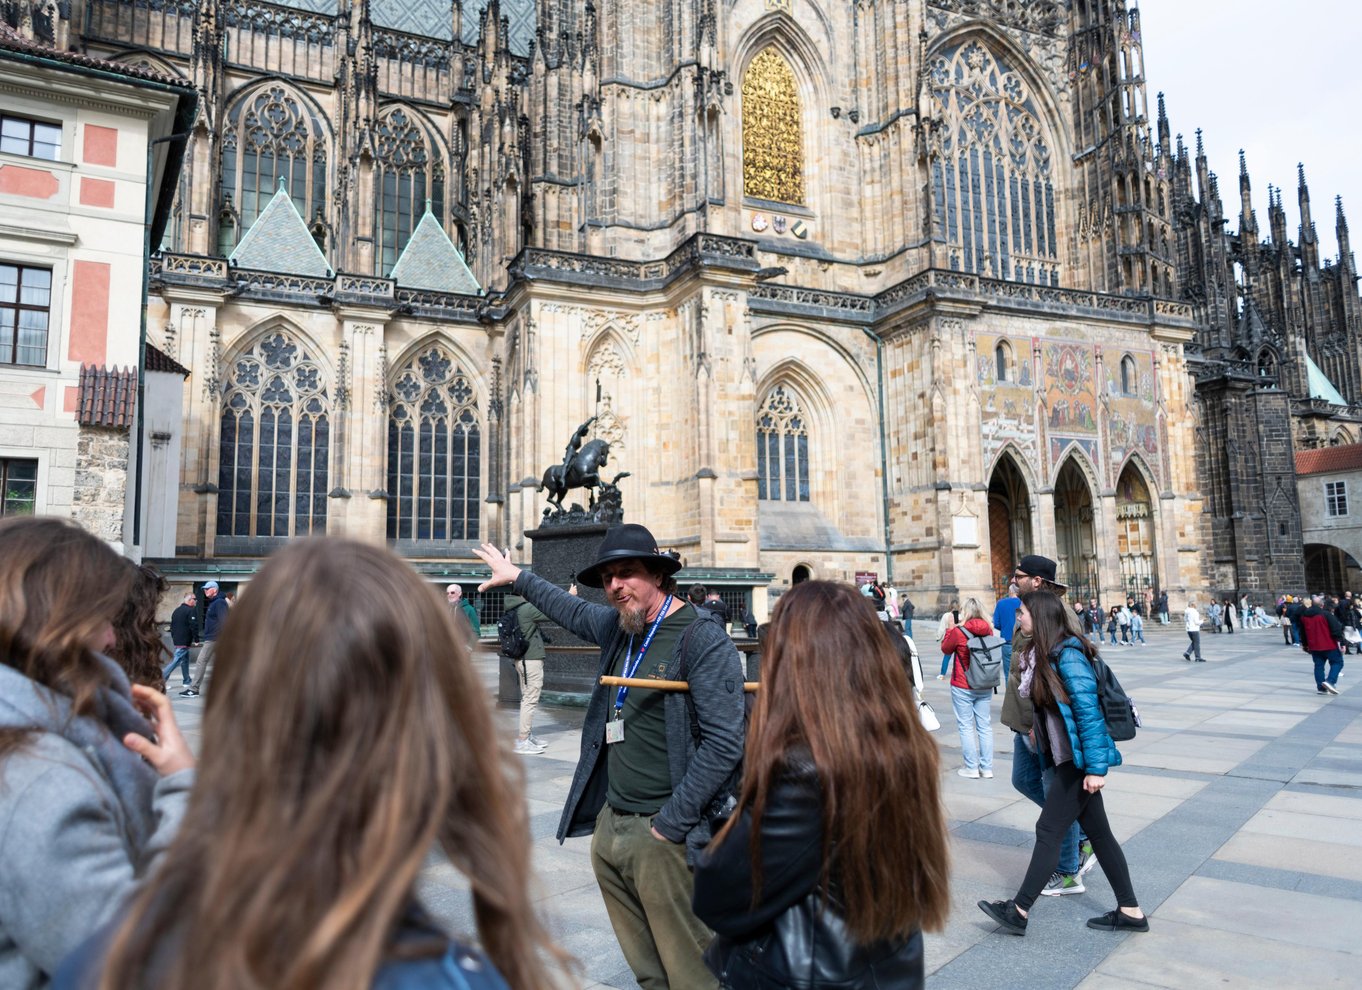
[514,737,547,755]
[957,767,981,779]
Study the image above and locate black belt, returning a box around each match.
[609,806,655,817]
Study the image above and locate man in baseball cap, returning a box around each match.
[474,525,743,988]
[183,580,228,697]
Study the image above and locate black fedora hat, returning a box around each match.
[575,523,683,588]
[1017,554,1067,591]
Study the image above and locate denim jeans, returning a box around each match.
[1010,733,1080,874]
[1131,625,1145,644]
[1312,650,1344,688]
[951,686,993,772]
[162,645,192,684]
[1185,631,1203,660]
[903,617,913,639]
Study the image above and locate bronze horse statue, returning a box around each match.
[540,437,611,510]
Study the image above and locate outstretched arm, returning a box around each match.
[472,543,523,590]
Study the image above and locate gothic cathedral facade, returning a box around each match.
[30,0,1358,607]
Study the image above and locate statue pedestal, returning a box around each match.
[497,521,615,706]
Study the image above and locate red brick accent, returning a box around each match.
[79,177,115,208]
[68,260,110,365]
[29,386,45,409]
[82,124,118,166]
[0,164,59,199]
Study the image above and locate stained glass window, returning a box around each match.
[221,85,328,239]
[929,41,1059,284]
[217,330,329,538]
[742,49,805,206]
[386,345,480,541]
[375,109,446,276]
[756,385,809,502]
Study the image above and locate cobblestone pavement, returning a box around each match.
[167,620,1360,989]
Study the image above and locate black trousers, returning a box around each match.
[1015,761,1139,912]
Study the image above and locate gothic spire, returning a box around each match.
[1298,162,1316,243]
[1238,149,1256,238]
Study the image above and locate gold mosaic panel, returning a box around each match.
[742,48,805,206]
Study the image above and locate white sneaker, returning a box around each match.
[1322,683,1340,695]
[513,738,546,755]
[980,769,994,778]
[527,733,547,748]
[957,767,981,779]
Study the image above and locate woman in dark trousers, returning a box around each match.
[978,591,1149,936]
[693,581,951,988]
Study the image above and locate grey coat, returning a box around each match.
[0,656,193,987]
[511,571,745,864]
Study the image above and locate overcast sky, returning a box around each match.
[1136,0,1360,260]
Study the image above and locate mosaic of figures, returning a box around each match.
[976,335,1162,489]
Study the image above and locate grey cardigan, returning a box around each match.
[0,657,193,987]
[512,571,745,864]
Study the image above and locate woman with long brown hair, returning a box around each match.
[692,580,951,988]
[977,590,1148,936]
[0,517,194,988]
[57,537,567,990]
[107,561,170,692]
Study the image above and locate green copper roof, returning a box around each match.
[389,205,481,295]
[1305,352,1348,405]
[229,179,332,278]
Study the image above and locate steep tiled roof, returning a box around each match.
[229,180,332,278]
[1296,444,1362,476]
[389,206,481,295]
[77,365,135,429]
[144,343,189,377]
[0,26,194,90]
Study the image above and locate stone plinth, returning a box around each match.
[498,522,614,705]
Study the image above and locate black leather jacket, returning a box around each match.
[692,755,925,989]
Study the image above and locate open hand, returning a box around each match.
[472,543,522,591]
[123,685,195,776]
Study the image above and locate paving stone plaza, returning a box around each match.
[168,620,1358,989]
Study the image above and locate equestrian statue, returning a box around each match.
[540,416,611,510]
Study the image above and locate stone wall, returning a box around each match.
[71,426,130,544]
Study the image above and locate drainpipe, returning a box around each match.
[135,129,193,548]
[860,326,893,584]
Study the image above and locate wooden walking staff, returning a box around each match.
[600,676,760,692]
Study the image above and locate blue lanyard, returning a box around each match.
[614,595,674,716]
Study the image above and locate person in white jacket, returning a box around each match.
[1183,600,1205,662]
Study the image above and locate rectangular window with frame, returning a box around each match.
[0,114,61,160]
[1,458,37,516]
[0,264,53,366]
[1325,480,1348,517]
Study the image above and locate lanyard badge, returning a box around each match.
[606,595,673,744]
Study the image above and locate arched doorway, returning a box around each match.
[792,564,811,585]
[1054,458,1098,602]
[1116,463,1158,603]
[1304,544,1362,594]
[988,454,1033,598]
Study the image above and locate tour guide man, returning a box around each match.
[474,525,744,989]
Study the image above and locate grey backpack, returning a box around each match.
[963,632,1006,690]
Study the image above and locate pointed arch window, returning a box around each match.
[742,48,805,206]
[995,340,1012,382]
[1257,349,1277,384]
[1120,355,1136,395]
[387,345,480,541]
[757,385,810,501]
[221,85,328,237]
[929,41,1059,285]
[375,108,446,276]
[217,330,329,538]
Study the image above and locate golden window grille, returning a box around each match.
[742,48,805,206]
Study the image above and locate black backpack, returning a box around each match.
[1057,646,1140,741]
[496,603,530,659]
[1088,654,1140,741]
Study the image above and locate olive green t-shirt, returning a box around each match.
[605,605,693,814]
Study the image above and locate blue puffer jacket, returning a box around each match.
[1051,637,1122,776]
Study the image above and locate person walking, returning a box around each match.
[692,580,950,989]
[1130,608,1145,646]
[182,580,229,698]
[1183,599,1205,661]
[503,589,550,755]
[0,517,195,987]
[977,591,1149,937]
[162,591,197,687]
[1002,557,1095,899]
[446,584,480,645]
[1299,595,1344,695]
[1118,603,1133,645]
[1157,590,1170,625]
[54,537,563,990]
[473,526,745,990]
[1106,607,1120,647]
[992,584,1022,680]
[1222,599,1235,634]
[1278,597,1296,645]
[1206,600,1222,635]
[941,598,996,779]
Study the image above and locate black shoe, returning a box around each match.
[977,898,1027,935]
[1182,654,1191,661]
[180,688,199,698]
[1195,658,1206,662]
[1086,909,1149,933]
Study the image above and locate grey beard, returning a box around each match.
[618,606,648,636]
